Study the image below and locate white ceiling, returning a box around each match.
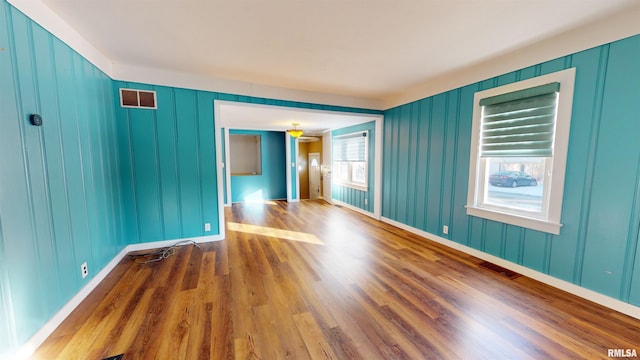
[25,0,640,130]
[40,0,639,102]
[218,102,380,134]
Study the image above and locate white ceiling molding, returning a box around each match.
[112,63,385,110]
[9,0,640,111]
[8,0,113,77]
[8,0,384,110]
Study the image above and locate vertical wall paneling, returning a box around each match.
[2,1,385,353]
[130,94,380,242]
[410,102,424,229]
[155,86,181,239]
[439,90,459,239]
[630,222,640,305]
[415,99,431,230]
[427,94,446,234]
[1,1,125,354]
[396,105,410,222]
[580,37,640,299]
[0,9,18,339]
[196,92,218,234]
[626,151,640,303]
[0,259,16,353]
[382,33,640,307]
[10,8,53,333]
[176,89,203,238]
[451,85,475,246]
[382,108,400,218]
[554,46,607,283]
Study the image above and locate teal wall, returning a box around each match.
[114,81,220,243]
[382,34,640,306]
[332,121,376,212]
[113,90,379,241]
[229,130,286,202]
[0,2,381,354]
[0,1,125,355]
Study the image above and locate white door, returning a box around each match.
[308,153,321,200]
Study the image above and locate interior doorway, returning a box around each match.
[297,137,323,200]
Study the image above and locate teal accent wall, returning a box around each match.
[0,2,382,355]
[332,121,376,212]
[0,1,125,355]
[382,34,640,306]
[114,90,380,241]
[229,130,286,202]
[114,82,221,243]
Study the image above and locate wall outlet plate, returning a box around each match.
[81,262,88,279]
[443,225,449,235]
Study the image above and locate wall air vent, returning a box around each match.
[119,88,157,109]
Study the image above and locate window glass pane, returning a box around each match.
[333,161,350,183]
[483,157,545,213]
[351,162,366,184]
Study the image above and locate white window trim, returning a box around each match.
[466,68,576,235]
[333,131,369,192]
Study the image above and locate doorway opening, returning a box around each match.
[297,136,323,200]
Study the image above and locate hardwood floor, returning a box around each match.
[33,200,640,359]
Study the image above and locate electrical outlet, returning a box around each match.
[204,223,211,232]
[364,198,368,205]
[442,225,449,235]
[81,262,88,279]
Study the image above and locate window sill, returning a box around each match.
[333,182,368,192]
[466,205,562,235]
[231,173,262,176]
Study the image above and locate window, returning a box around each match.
[119,88,157,109]
[466,68,576,235]
[333,131,368,191]
[230,134,262,175]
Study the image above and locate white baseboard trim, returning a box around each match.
[14,245,129,360]
[14,235,225,360]
[380,216,640,320]
[126,234,224,252]
[332,199,375,219]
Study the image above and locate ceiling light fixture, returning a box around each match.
[287,123,304,138]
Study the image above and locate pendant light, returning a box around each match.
[287,123,304,138]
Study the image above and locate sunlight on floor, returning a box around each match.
[226,222,324,245]
[241,200,278,206]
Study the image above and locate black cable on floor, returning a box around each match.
[128,240,200,264]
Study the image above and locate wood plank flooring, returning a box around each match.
[33,200,640,359]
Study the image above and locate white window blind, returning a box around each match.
[480,82,560,157]
[333,132,367,162]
